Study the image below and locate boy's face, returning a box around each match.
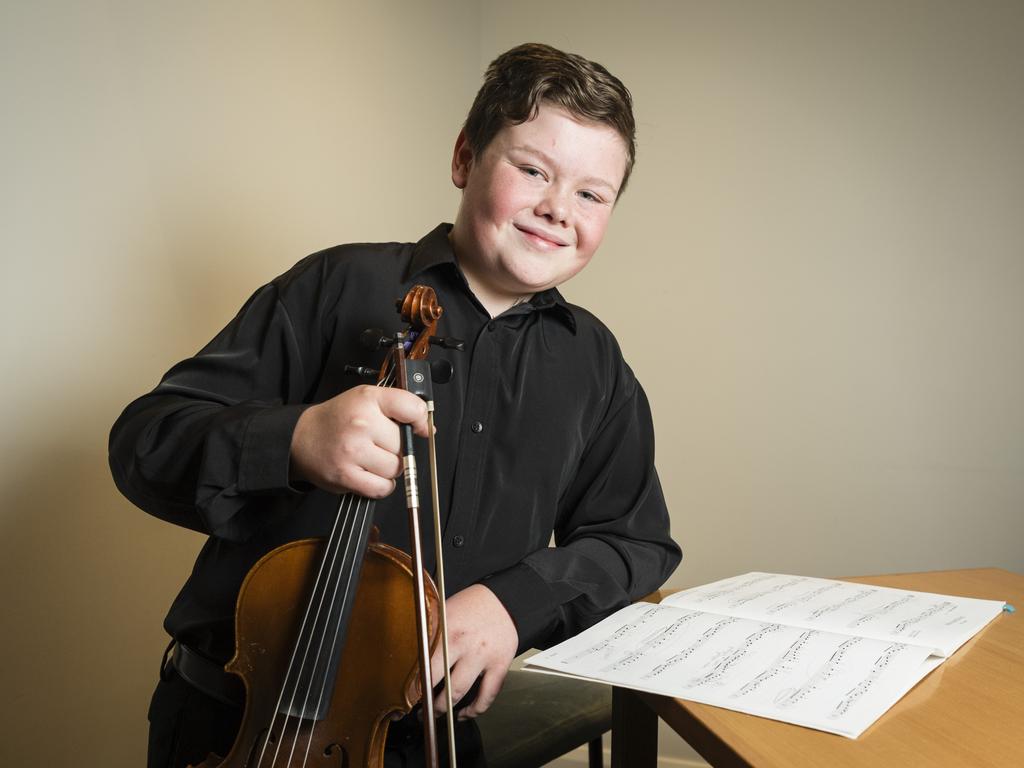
[450,104,628,314]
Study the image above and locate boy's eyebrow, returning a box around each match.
[509,144,620,196]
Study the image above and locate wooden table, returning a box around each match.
[611,568,1022,768]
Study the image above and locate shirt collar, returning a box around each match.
[406,223,577,334]
[406,223,459,279]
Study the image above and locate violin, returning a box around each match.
[190,285,459,768]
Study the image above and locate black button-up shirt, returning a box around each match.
[110,224,681,662]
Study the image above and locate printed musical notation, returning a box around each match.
[526,572,1004,738]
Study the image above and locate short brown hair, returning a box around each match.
[463,43,637,195]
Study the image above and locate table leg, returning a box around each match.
[611,687,658,768]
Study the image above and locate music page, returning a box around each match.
[664,572,1005,657]
[525,573,1004,738]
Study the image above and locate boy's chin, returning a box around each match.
[502,258,580,292]
[502,274,555,295]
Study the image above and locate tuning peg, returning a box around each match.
[430,360,454,384]
[431,336,465,352]
[359,328,391,350]
[344,365,380,379]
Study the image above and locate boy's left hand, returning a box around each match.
[428,583,519,719]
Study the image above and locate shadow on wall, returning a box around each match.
[0,436,203,765]
[0,188,329,764]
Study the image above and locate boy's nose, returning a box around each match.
[535,190,570,225]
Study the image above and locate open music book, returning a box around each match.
[525,572,1005,738]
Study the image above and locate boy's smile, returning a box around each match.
[449,104,629,317]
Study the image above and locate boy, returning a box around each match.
[111,43,681,767]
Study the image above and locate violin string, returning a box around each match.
[290,367,400,764]
[302,495,375,768]
[304,368,407,763]
[301,367,402,764]
[261,361,402,766]
[278,491,361,767]
[257,491,357,767]
[262,491,354,767]
[296,495,373,764]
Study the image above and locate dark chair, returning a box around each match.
[476,668,612,768]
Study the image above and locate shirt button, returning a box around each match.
[452,535,465,547]
[470,421,484,434]
[487,321,496,332]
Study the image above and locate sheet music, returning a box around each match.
[526,573,1004,738]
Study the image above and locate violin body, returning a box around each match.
[191,537,439,768]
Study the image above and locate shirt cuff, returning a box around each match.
[482,562,559,653]
[238,404,310,494]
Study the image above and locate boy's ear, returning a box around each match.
[451,130,475,190]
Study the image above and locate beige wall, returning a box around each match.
[2,1,1022,765]
[1,1,478,763]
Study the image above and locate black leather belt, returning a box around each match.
[171,643,245,708]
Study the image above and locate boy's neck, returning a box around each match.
[462,268,533,318]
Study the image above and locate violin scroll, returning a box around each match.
[397,285,443,334]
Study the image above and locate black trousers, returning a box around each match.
[147,667,485,768]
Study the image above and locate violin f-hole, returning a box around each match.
[322,742,347,767]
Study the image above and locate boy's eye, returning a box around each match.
[520,166,544,178]
[579,190,603,203]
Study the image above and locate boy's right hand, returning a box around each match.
[289,385,430,498]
